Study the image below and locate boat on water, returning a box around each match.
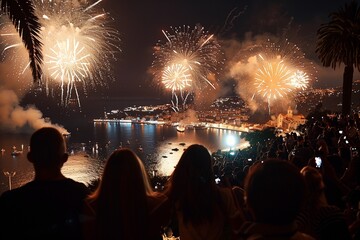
[11,146,23,156]
[11,150,22,156]
[194,123,208,130]
[186,124,194,130]
[176,125,185,132]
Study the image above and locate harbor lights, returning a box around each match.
[226,134,237,156]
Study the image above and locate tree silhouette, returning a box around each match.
[1,0,43,82]
[316,0,360,116]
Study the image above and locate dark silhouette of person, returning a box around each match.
[296,166,351,240]
[0,127,89,239]
[82,148,171,240]
[240,159,315,239]
[165,144,244,240]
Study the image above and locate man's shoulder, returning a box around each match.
[0,181,33,200]
[62,178,89,190]
[0,179,89,202]
[0,179,90,239]
[47,178,90,196]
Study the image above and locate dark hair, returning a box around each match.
[300,166,325,209]
[339,146,351,161]
[88,148,152,239]
[28,127,66,168]
[245,159,305,225]
[168,144,219,225]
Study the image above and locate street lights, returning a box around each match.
[3,171,16,190]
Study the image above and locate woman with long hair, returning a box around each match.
[83,148,170,240]
[166,144,244,240]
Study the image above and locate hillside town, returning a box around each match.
[94,82,360,134]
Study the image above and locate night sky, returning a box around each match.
[98,0,359,98]
[0,0,359,130]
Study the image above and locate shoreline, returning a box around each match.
[93,118,252,133]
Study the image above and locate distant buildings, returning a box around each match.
[267,107,306,132]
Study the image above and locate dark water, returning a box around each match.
[0,121,246,194]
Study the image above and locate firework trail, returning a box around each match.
[151,25,223,111]
[1,0,121,107]
[220,5,247,35]
[162,63,192,111]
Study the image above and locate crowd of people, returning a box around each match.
[0,112,359,239]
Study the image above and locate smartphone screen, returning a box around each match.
[215,177,221,184]
[315,157,322,168]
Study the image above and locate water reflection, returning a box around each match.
[153,128,248,176]
[0,122,248,194]
[62,153,104,185]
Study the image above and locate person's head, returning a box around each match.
[171,144,215,194]
[300,166,326,206]
[244,159,305,225]
[90,148,151,239]
[27,127,68,170]
[95,148,153,199]
[169,144,217,224]
[316,138,329,157]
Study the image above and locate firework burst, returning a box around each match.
[1,0,121,107]
[290,70,310,90]
[254,55,293,101]
[162,63,192,91]
[237,38,315,114]
[151,25,223,111]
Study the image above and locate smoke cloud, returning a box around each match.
[179,109,198,125]
[0,88,68,134]
[222,33,315,116]
[0,20,68,134]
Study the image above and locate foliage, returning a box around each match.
[316,0,360,70]
[305,102,332,126]
[242,127,277,147]
[316,0,360,115]
[0,0,43,82]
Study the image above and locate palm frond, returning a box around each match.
[315,0,360,71]
[1,0,43,82]
[316,0,360,115]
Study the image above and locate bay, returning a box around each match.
[0,120,246,194]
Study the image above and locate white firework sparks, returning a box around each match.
[151,25,223,111]
[233,38,315,114]
[1,0,121,107]
[162,63,192,91]
[290,70,310,90]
